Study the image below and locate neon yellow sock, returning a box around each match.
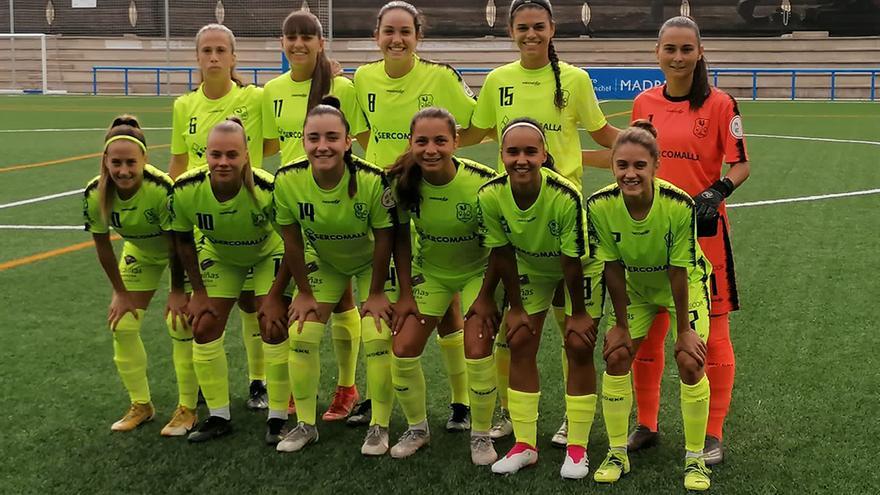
[466,355,497,433]
[553,305,569,388]
[290,321,324,425]
[192,335,229,411]
[438,330,469,405]
[494,321,510,410]
[263,340,290,418]
[112,310,150,404]
[508,388,540,447]
[566,394,597,448]
[681,375,711,453]
[391,355,426,426]
[240,309,264,381]
[165,312,197,409]
[601,372,633,449]
[330,308,361,387]
[362,316,392,427]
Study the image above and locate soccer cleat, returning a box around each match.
[246,380,268,410]
[470,434,498,466]
[276,422,318,452]
[187,416,232,443]
[360,424,390,456]
[491,442,538,475]
[627,424,659,451]
[684,456,712,491]
[265,417,288,446]
[488,408,513,439]
[446,403,471,432]
[551,418,568,448]
[111,402,155,432]
[160,405,197,437]
[560,445,589,480]
[346,399,372,427]
[323,385,360,422]
[703,435,724,466]
[593,449,630,483]
[287,395,296,415]
[390,425,430,459]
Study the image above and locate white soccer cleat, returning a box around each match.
[470,434,498,466]
[361,424,390,456]
[390,425,430,459]
[560,445,590,479]
[275,422,318,453]
[491,442,538,475]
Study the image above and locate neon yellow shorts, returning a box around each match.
[196,246,284,299]
[410,268,484,317]
[520,258,605,319]
[307,252,398,304]
[607,282,710,342]
[118,242,167,292]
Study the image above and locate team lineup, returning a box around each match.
[83,0,750,491]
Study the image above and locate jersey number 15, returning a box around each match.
[499,86,514,107]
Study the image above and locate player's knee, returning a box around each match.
[605,347,633,374]
[564,334,594,363]
[392,337,421,358]
[675,352,702,378]
[237,293,257,313]
[464,330,492,360]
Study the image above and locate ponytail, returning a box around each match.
[658,16,711,110]
[612,119,660,163]
[282,10,334,112]
[99,114,146,222]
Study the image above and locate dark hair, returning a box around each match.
[195,24,244,87]
[500,116,555,171]
[509,0,564,109]
[658,16,710,110]
[376,1,425,36]
[208,116,258,202]
[99,115,146,221]
[390,107,458,210]
[304,96,357,198]
[283,10,335,112]
[612,119,660,163]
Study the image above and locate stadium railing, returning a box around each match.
[91,65,879,101]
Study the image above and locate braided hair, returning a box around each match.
[509,0,564,110]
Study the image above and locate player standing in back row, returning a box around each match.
[626,16,750,466]
[168,23,270,410]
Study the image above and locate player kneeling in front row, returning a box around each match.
[84,115,197,436]
[587,120,712,491]
[271,97,398,455]
[467,118,604,478]
[170,118,286,443]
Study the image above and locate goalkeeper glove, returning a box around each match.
[694,178,734,237]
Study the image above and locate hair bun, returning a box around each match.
[320,95,342,110]
[630,119,658,138]
[111,114,141,129]
[225,115,245,127]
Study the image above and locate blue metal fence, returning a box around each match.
[92,65,879,101]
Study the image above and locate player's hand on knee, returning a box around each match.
[258,294,289,341]
[361,292,393,331]
[392,294,421,335]
[289,292,320,333]
[504,305,533,343]
[565,311,597,348]
[164,289,189,331]
[674,330,707,368]
[108,290,139,331]
[602,324,633,362]
[187,289,217,331]
[465,295,500,339]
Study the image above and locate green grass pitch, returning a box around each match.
[0,96,878,494]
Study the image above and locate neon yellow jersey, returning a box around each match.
[262,74,367,166]
[274,156,396,275]
[83,164,173,258]
[170,83,265,169]
[354,55,476,167]
[396,157,498,279]
[169,166,281,266]
[477,167,586,280]
[472,61,607,187]
[586,178,712,293]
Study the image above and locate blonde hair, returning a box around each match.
[208,117,256,203]
[195,23,244,87]
[99,114,146,222]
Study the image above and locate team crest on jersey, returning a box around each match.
[729,115,744,139]
[354,202,369,220]
[381,188,396,208]
[561,89,571,107]
[124,255,137,265]
[418,94,434,109]
[200,258,215,270]
[548,220,562,237]
[143,208,159,225]
[693,118,710,138]
[456,203,474,223]
[192,144,206,159]
[233,106,249,120]
[251,211,268,227]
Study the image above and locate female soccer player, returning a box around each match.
[261,9,369,423]
[587,121,712,490]
[272,98,397,455]
[168,23,269,410]
[627,16,750,466]
[460,0,619,446]
[385,108,499,459]
[468,118,604,477]
[170,118,283,443]
[351,1,478,428]
[84,115,196,436]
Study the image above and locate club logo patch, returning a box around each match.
[381,188,396,208]
[233,106,249,120]
[693,118,710,138]
[418,94,434,109]
[456,203,474,223]
[251,211,268,227]
[561,89,571,107]
[143,208,159,225]
[729,115,744,139]
[354,202,369,220]
[548,220,562,237]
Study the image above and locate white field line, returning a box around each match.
[0,224,82,230]
[745,133,880,146]
[0,126,172,133]
[0,189,82,209]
